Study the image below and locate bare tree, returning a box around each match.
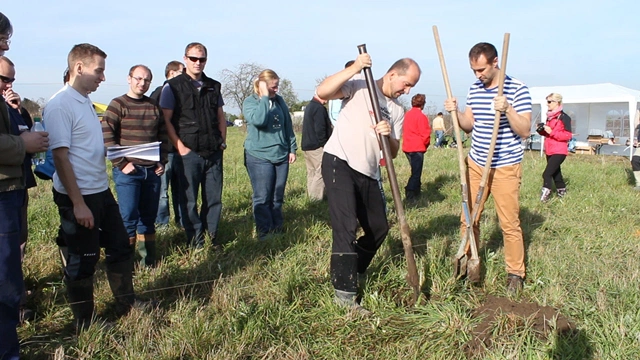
[424,101,438,117]
[397,96,411,111]
[315,75,327,87]
[278,78,298,110]
[22,98,43,117]
[218,62,264,114]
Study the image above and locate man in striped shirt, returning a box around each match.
[102,64,170,268]
[444,42,531,293]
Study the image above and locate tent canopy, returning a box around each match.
[528,83,640,157]
[529,83,640,105]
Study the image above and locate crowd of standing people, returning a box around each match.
[5,8,624,358]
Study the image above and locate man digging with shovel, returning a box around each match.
[317,53,421,312]
[444,42,531,293]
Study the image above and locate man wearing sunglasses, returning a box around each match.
[159,43,226,250]
[3,65,38,327]
[0,12,49,359]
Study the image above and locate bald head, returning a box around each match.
[386,58,421,76]
[382,58,421,99]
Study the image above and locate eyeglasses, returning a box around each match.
[186,56,207,63]
[0,38,10,46]
[0,74,15,84]
[546,100,556,104]
[131,76,152,83]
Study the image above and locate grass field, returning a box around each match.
[17,127,640,359]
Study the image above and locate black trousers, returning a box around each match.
[404,151,424,193]
[53,189,133,281]
[542,154,566,190]
[322,154,389,290]
[631,155,640,171]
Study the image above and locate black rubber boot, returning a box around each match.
[405,189,420,201]
[331,253,370,315]
[106,259,136,316]
[330,253,358,293]
[64,276,94,332]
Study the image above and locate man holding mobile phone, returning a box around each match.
[0,12,49,359]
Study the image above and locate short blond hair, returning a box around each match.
[546,93,563,104]
[185,42,207,57]
[253,69,279,94]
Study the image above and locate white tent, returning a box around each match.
[529,83,640,159]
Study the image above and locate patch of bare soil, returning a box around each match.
[464,295,575,358]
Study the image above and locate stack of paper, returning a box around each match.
[107,142,161,162]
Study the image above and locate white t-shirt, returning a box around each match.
[44,85,109,195]
[323,78,404,179]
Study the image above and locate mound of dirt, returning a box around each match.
[464,295,575,357]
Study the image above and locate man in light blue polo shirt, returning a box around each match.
[45,43,139,331]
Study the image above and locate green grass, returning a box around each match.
[18,127,640,359]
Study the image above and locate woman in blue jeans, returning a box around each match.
[242,69,297,240]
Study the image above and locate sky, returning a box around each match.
[2,0,639,115]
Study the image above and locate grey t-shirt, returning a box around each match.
[323,78,404,179]
[44,85,109,195]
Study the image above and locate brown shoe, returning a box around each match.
[506,273,524,294]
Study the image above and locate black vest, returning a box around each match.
[167,73,223,157]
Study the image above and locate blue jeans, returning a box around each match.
[156,153,181,225]
[244,151,289,238]
[113,165,161,238]
[173,150,223,247]
[0,189,25,360]
[404,152,424,193]
[435,130,445,148]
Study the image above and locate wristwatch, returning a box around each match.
[221,142,227,150]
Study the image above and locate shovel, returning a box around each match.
[432,26,475,280]
[357,44,421,303]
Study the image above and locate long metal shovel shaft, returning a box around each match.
[357,44,420,303]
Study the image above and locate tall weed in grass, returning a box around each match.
[18,128,640,359]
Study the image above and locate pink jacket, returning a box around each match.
[542,112,572,155]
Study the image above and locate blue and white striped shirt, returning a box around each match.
[466,75,531,168]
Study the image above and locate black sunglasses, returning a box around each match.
[186,56,207,63]
[546,100,556,104]
[0,74,15,84]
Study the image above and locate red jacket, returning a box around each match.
[541,112,572,155]
[402,107,431,153]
